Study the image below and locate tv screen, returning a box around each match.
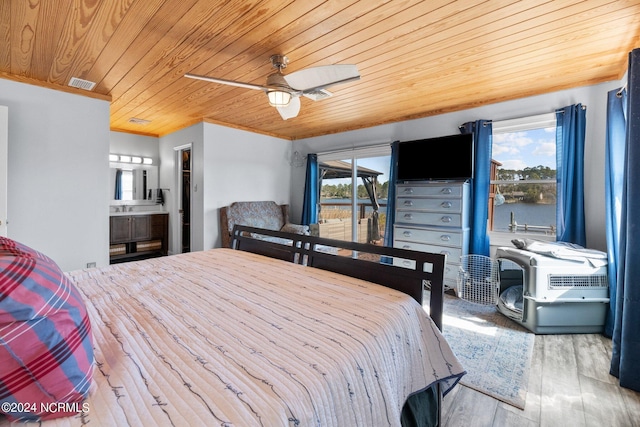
[397,134,474,181]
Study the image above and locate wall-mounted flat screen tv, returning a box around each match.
[397,133,474,181]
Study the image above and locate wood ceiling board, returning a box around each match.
[1,0,638,139]
[109,0,329,126]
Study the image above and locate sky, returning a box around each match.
[357,156,391,184]
[322,156,392,187]
[492,127,556,170]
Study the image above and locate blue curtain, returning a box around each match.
[114,168,123,200]
[555,104,587,246]
[301,153,319,225]
[604,87,627,337]
[383,141,399,248]
[611,48,640,392]
[460,120,492,256]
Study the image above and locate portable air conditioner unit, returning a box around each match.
[495,246,609,334]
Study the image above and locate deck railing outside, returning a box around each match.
[318,201,387,243]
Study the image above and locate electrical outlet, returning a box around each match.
[86,262,97,268]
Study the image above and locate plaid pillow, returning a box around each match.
[0,237,93,421]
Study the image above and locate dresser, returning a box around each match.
[393,182,470,291]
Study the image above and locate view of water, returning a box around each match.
[493,203,555,232]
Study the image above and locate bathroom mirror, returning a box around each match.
[110,164,159,202]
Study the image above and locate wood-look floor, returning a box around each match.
[441,333,640,427]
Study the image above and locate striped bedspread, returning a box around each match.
[5,249,464,426]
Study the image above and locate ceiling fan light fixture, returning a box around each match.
[267,90,291,107]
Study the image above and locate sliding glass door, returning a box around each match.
[317,146,390,244]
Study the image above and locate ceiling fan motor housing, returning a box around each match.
[266,72,290,90]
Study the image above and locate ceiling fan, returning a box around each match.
[185,55,360,120]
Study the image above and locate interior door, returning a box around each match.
[0,106,7,237]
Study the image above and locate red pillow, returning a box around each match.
[0,237,93,421]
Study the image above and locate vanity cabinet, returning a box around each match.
[109,213,168,263]
[110,215,150,242]
[393,182,470,291]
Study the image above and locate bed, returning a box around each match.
[0,226,464,426]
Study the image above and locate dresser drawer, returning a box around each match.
[394,225,464,247]
[397,184,462,198]
[396,210,462,227]
[396,196,462,212]
[394,240,462,262]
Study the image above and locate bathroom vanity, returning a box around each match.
[109,212,168,263]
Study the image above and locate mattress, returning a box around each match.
[2,249,464,426]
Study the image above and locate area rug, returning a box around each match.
[425,292,535,409]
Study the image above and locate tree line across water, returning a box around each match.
[496,165,556,204]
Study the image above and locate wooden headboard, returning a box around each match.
[230,224,446,331]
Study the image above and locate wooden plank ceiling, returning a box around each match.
[1,0,638,140]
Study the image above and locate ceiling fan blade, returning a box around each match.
[276,96,301,120]
[184,73,267,91]
[284,64,360,92]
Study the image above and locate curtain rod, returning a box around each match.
[555,104,587,113]
[458,121,492,129]
[317,141,392,157]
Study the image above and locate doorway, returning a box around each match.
[175,145,191,253]
[316,148,390,244]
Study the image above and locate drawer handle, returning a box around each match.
[402,260,411,266]
[403,188,414,194]
[403,200,413,206]
[403,231,412,237]
[440,234,451,242]
[441,188,452,194]
[403,245,411,249]
[441,201,452,208]
[404,213,413,220]
[441,216,452,223]
[441,250,451,256]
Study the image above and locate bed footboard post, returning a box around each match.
[429,277,445,331]
[437,383,443,426]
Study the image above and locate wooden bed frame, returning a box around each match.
[230,224,446,331]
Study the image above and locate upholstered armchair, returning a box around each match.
[219,201,309,248]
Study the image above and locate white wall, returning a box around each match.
[159,122,291,252]
[202,123,291,249]
[0,79,110,271]
[291,80,624,252]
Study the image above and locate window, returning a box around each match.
[317,146,390,244]
[121,170,134,201]
[490,113,556,239]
